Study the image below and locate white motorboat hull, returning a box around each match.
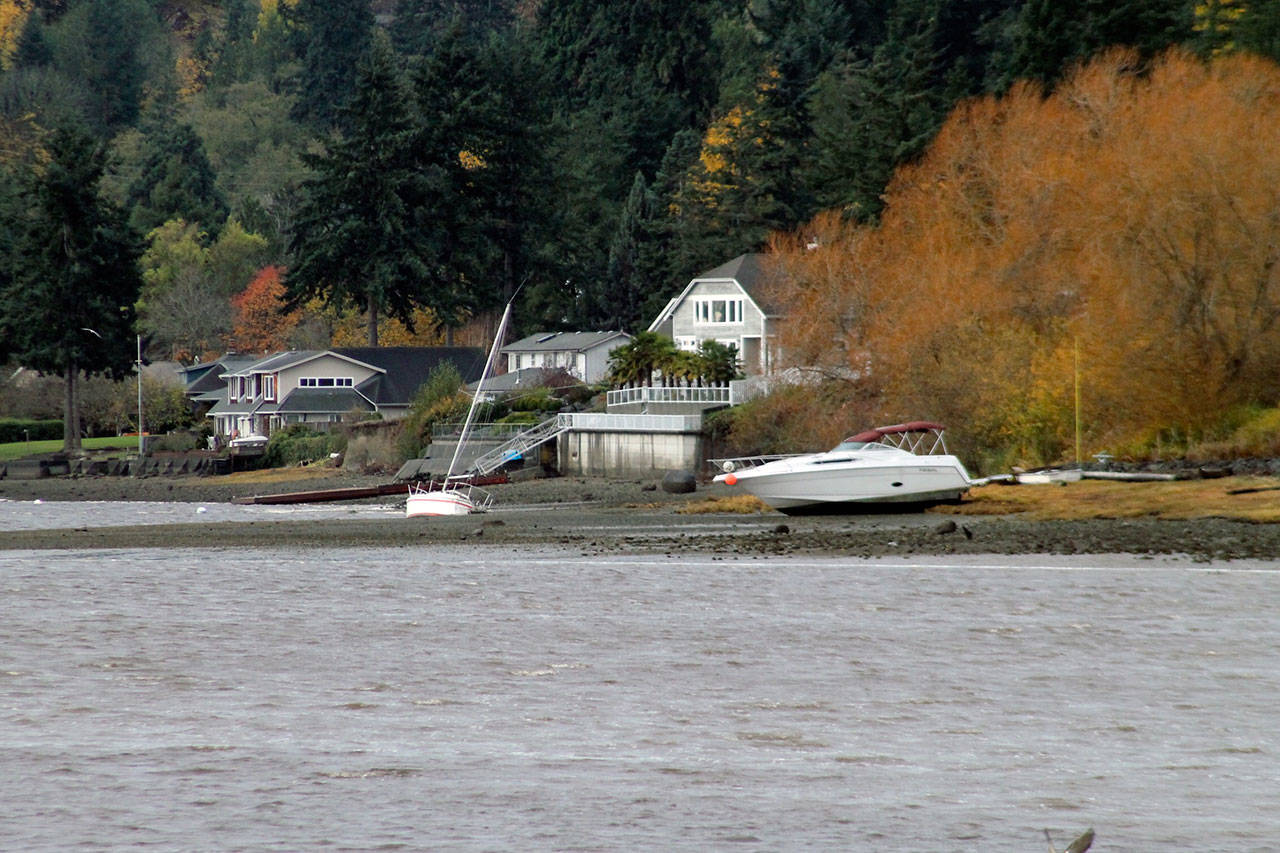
[715,453,973,514]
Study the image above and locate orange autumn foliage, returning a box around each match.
[770,49,1280,467]
[229,265,299,353]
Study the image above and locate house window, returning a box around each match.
[694,298,742,325]
[263,374,276,401]
[676,336,698,352]
[299,377,354,387]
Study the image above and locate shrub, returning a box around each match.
[0,419,62,443]
[263,425,346,467]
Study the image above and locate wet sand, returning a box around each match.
[1,470,1278,561]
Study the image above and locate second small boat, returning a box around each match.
[711,421,978,514]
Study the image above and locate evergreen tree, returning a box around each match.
[13,14,53,69]
[807,0,952,221]
[288,0,375,132]
[995,0,1193,89]
[1236,0,1280,61]
[411,21,557,332]
[208,0,260,90]
[286,31,426,346]
[600,172,657,331]
[393,0,517,58]
[0,124,142,452]
[79,0,148,133]
[128,113,228,238]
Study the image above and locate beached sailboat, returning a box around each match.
[405,301,513,518]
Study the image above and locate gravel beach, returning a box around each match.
[2,468,1278,561]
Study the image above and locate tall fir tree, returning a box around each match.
[286,31,427,346]
[287,0,375,133]
[128,112,228,238]
[0,124,142,452]
[995,0,1193,89]
[600,172,657,331]
[79,0,148,133]
[806,0,952,221]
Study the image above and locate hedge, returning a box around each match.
[0,419,62,443]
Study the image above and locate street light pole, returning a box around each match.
[136,333,144,458]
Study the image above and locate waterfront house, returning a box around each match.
[646,253,781,375]
[501,331,631,384]
[205,346,484,440]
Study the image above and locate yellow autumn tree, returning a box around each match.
[0,1,27,69]
[771,49,1280,466]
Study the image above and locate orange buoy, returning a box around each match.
[725,474,738,486]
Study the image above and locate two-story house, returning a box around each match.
[501,331,631,384]
[205,347,484,440]
[646,253,780,375]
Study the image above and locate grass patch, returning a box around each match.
[940,477,1280,523]
[677,494,770,515]
[0,436,140,462]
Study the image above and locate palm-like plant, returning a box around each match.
[697,340,741,384]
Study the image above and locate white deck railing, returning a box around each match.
[606,385,734,408]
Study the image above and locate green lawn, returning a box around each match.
[0,436,141,462]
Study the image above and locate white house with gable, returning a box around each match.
[647,253,781,375]
[501,331,631,384]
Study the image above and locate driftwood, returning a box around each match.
[1045,827,1094,853]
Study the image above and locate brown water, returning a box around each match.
[1,545,1276,850]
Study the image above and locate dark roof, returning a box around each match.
[467,366,576,394]
[183,354,261,397]
[694,253,780,314]
[503,331,630,353]
[275,387,374,415]
[334,347,486,406]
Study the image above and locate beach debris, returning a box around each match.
[961,524,973,539]
[1044,827,1094,853]
[773,523,790,534]
[934,520,957,535]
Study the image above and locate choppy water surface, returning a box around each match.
[2,544,1277,850]
[0,497,402,529]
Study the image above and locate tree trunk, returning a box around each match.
[63,366,82,454]
[366,295,379,347]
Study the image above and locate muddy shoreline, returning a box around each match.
[1,470,1277,561]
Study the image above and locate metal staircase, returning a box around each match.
[467,415,569,476]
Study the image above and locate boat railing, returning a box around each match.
[408,479,496,512]
[708,453,805,474]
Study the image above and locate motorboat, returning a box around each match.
[710,421,979,514]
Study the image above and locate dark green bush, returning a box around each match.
[263,425,347,467]
[0,419,62,443]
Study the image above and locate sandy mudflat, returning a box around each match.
[2,468,1279,561]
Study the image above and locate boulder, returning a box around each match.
[660,470,697,494]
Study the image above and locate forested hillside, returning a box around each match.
[1,0,1279,460]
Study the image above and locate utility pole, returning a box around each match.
[136,334,144,458]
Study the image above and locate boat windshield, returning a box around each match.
[829,440,892,452]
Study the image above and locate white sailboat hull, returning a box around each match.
[406,489,476,517]
[405,482,494,517]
